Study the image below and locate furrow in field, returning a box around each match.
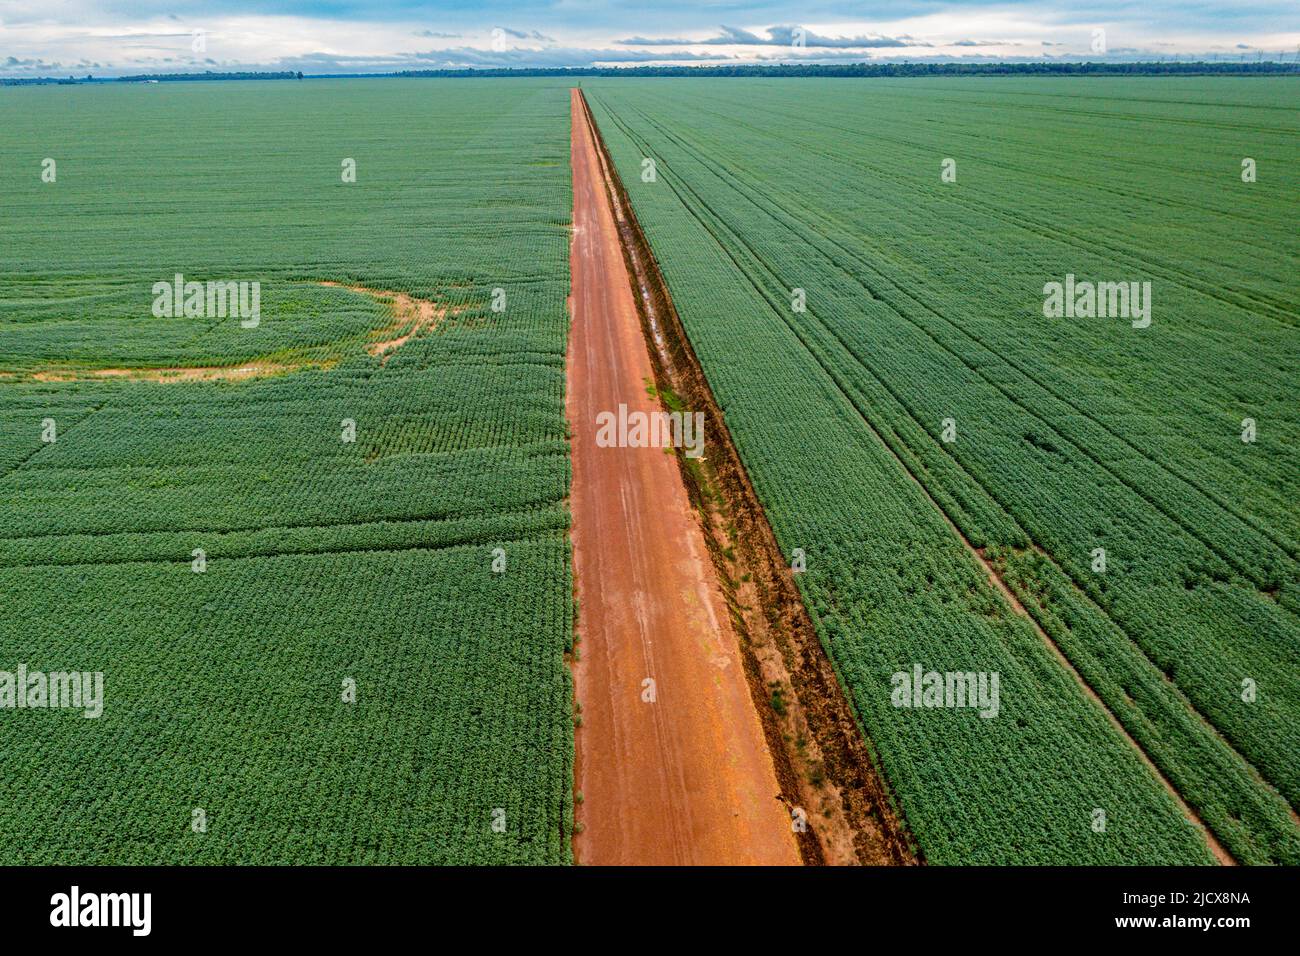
[1,402,107,478]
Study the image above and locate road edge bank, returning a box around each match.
[575,87,916,865]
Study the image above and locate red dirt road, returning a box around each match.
[567,89,801,865]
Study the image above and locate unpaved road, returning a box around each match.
[567,89,801,865]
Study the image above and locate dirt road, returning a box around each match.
[567,89,802,865]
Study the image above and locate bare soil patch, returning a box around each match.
[27,361,330,384]
[11,282,449,383]
[319,281,450,364]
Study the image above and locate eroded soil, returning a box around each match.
[8,282,449,382]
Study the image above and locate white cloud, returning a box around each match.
[0,5,1297,76]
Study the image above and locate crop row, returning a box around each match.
[587,77,1299,863]
[0,79,577,864]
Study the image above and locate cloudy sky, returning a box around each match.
[2,1,1297,77]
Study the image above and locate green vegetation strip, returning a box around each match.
[587,76,1299,864]
[0,79,576,864]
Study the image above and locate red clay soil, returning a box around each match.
[567,88,801,865]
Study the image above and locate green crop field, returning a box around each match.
[0,79,575,863]
[2,72,1295,869]
[585,76,1300,864]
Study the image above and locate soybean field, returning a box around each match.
[584,76,1300,865]
[2,72,1296,869]
[0,80,575,863]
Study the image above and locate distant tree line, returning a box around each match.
[111,71,302,82]
[1,71,300,86]
[392,61,1300,79]
[4,61,1297,86]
